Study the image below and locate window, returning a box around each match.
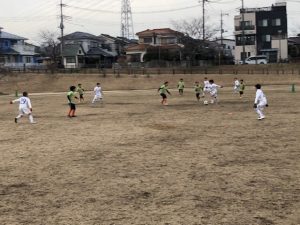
[272,18,281,26]
[143,37,152,43]
[25,57,31,63]
[0,56,5,63]
[66,57,76,63]
[78,50,82,54]
[262,35,271,42]
[258,19,268,27]
[91,42,98,48]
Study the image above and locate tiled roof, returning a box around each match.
[87,47,117,57]
[0,31,27,40]
[62,32,103,41]
[136,28,183,37]
[126,43,183,52]
[0,47,19,55]
[289,37,300,45]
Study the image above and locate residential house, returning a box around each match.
[215,38,236,58]
[234,2,288,63]
[61,32,117,68]
[125,28,184,62]
[100,34,132,56]
[0,27,39,68]
[288,34,300,61]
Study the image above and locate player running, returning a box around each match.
[233,78,240,93]
[77,83,85,103]
[92,83,103,104]
[158,81,171,105]
[10,91,36,124]
[208,79,223,104]
[239,79,245,98]
[254,84,268,120]
[67,86,78,118]
[194,81,203,101]
[177,78,185,96]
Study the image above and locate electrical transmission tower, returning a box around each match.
[121,0,135,39]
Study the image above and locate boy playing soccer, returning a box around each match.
[233,78,240,93]
[254,84,268,120]
[239,79,245,98]
[208,79,223,104]
[92,83,103,104]
[177,78,185,96]
[67,86,78,118]
[158,81,171,105]
[203,77,210,97]
[10,91,36,124]
[77,83,85,103]
[194,81,203,101]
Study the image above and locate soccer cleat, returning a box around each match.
[14,118,18,123]
[30,121,37,124]
[258,116,265,120]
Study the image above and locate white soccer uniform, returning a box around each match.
[234,80,240,92]
[204,80,210,92]
[13,97,35,123]
[255,89,267,118]
[208,83,222,104]
[92,86,103,103]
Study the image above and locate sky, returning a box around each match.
[0,0,299,44]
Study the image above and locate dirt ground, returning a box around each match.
[0,79,300,224]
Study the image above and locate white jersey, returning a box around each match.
[234,80,240,87]
[209,83,221,96]
[255,89,267,104]
[204,80,210,91]
[13,97,32,109]
[94,86,102,96]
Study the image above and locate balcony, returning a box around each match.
[235,25,255,31]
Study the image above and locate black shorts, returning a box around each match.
[160,93,167,99]
[69,103,76,110]
[196,93,200,98]
[80,94,84,99]
[239,91,244,95]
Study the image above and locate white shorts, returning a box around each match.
[19,108,31,115]
[210,90,217,97]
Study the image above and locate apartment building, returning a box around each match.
[234,2,288,63]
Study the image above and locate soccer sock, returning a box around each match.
[16,114,22,119]
[29,114,34,123]
[71,110,76,116]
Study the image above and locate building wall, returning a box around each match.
[235,45,257,62]
[272,39,288,60]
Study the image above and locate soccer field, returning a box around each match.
[0,86,299,225]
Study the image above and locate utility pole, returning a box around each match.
[60,0,66,59]
[200,0,208,41]
[219,11,229,66]
[241,0,246,64]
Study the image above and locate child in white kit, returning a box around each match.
[254,84,268,120]
[208,79,223,104]
[10,92,36,124]
[92,83,103,104]
[233,78,240,93]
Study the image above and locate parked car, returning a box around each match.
[239,55,268,64]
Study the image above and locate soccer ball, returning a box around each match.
[204,100,209,105]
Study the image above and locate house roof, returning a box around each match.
[126,43,183,52]
[289,36,300,45]
[62,44,83,57]
[86,47,117,57]
[0,47,19,55]
[0,31,27,40]
[136,28,184,37]
[62,32,103,41]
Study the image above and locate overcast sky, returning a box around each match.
[0,0,299,44]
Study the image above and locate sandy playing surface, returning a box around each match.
[0,85,299,225]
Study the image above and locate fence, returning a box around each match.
[1,64,300,76]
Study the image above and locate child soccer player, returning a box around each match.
[254,84,268,120]
[77,84,85,103]
[158,81,171,105]
[177,78,185,96]
[203,77,210,97]
[67,86,78,118]
[233,78,240,93]
[239,79,245,98]
[194,81,203,101]
[208,79,223,104]
[10,91,36,124]
[92,83,103,104]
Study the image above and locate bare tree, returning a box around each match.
[171,17,217,40]
[38,30,60,68]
